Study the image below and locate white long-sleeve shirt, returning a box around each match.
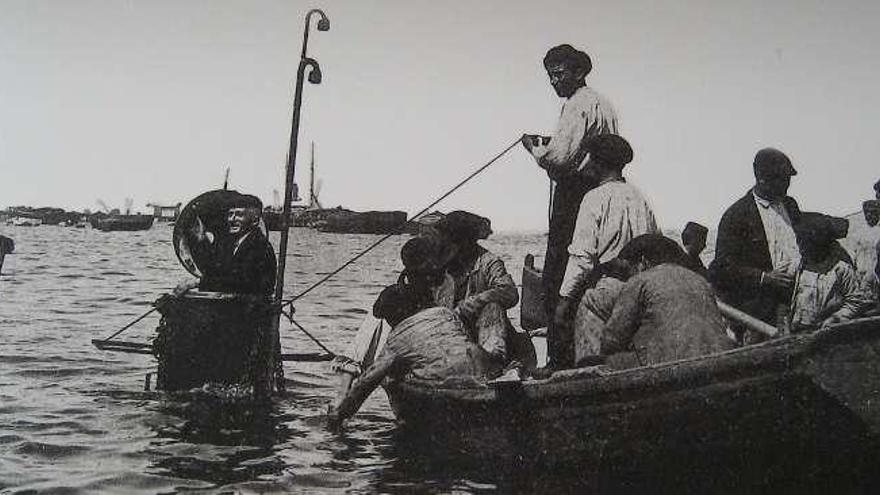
[529,85,618,179]
[753,191,800,274]
[559,180,659,298]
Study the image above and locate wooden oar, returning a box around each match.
[716,300,778,338]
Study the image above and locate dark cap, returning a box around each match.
[753,148,797,177]
[543,44,592,76]
[585,134,633,168]
[682,222,708,242]
[400,236,455,274]
[436,210,492,245]
[229,192,263,210]
[617,234,686,266]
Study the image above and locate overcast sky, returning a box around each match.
[2,0,878,231]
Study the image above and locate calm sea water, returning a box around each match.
[0,224,556,493]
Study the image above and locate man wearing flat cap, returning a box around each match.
[551,134,658,371]
[709,148,801,340]
[521,44,619,369]
[191,192,277,296]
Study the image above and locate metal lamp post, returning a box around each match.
[261,10,327,396]
[275,11,329,304]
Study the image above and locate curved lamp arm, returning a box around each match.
[301,9,330,60]
[299,57,322,85]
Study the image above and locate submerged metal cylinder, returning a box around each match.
[153,292,278,395]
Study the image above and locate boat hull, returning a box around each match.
[91,215,154,231]
[384,318,880,473]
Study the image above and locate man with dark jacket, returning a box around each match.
[709,148,800,338]
[181,193,277,296]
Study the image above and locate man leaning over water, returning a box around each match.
[521,43,618,370]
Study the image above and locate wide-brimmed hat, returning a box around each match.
[794,212,847,249]
[543,44,592,76]
[436,210,492,245]
[400,235,456,274]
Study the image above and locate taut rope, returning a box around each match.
[279,136,521,310]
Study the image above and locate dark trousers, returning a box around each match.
[542,179,592,369]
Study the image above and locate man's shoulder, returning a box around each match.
[642,263,705,288]
[720,190,758,220]
[571,86,616,110]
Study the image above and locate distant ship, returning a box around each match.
[90,198,154,232]
[90,214,154,232]
[264,143,408,235]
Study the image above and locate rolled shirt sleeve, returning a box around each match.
[830,262,873,321]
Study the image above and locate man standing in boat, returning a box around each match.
[521,43,618,370]
[709,148,800,341]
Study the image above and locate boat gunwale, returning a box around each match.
[389,316,880,405]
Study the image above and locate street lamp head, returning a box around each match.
[317,16,330,31]
[307,64,322,84]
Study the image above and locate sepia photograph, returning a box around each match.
[2,0,879,492]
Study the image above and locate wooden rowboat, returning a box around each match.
[383,317,880,478]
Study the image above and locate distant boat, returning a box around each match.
[316,208,408,235]
[7,217,42,227]
[90,214,154,232]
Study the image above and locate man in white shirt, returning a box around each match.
[709,148,801,340]
[550,134,658,371]
[521,44,618,369]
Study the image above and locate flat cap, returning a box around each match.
[229,192,263,210]
[753,148,797,177]
[682,221,708,241]
[585,134,634,168]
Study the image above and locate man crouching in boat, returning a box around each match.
[788,213,871,332]
[432,211,537,373]
[594,234,735,369]
[327,237,497,428]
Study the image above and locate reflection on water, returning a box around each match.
[2,224,878,493]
